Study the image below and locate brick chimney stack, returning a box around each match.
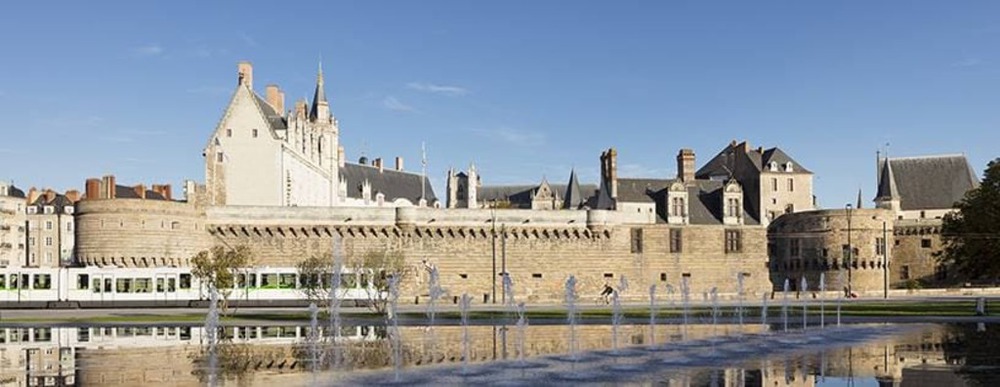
[101,175,117,199]
[395,156,404,171]
[64,190,81,203]
[43,189,56,203]
[677,148,696,183]
[27,187,39,204]
[152,184,173,200]
[237,61,253,89]
[265,84,284,113]
[85,179,100,200]
[374,158,384,173]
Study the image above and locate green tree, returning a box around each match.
[191,245,254,311]
[350,248,408,314]
[296,255,333,304]
[938,158,1000,283]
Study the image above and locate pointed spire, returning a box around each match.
[309,60,329,121]
[856,188,863,209]
[875,156,900,201]
[563,168,583,210]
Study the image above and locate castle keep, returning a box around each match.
[67,61,839,302]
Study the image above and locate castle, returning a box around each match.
[1,60,981,301]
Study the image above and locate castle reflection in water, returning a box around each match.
[0,323,994,386]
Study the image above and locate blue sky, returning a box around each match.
[1,2,998,207]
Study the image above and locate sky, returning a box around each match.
[1,2,998,207]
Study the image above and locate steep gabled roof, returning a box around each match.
[617,178,758,225]
[874,157,899,202]
[696,141,811,178]
[761,147,811,174]
[881,154,978,211]
[563,169,584,209]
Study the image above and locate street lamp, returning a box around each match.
[845,203,853,297]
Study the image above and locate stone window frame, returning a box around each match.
[724,229,743,254]
[669,229,682,253]
[789,238,800,257]
[630,228,644,254]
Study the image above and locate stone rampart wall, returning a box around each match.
[75,199,211,267]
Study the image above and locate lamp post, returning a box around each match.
[491,206,497,304]
[845,203,853,297]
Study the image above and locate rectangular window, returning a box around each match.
[921,239,932,249]
[45,252,52,264]
[252,129,259,138]
[0,274,5,289]
[876,237,886,255]
[116,278,133,293]
[226,128,232,137]
[179,274,192,289]
[671,197,685,217]
[790,239,800,257]
[33,274,51,290]
[630,228,644,253]
[67,222,73,232]
[135,278,151,293]
[156,278,165,293]
[168,278,176,292]
[788,178,794,192]
[727,198,740,217]
[216,152,224,163]
[772,178,778,191]
[603,273,614,278]
[532,273,542,279]
[46,221,53,230]
[92,278,101,293]
[45,237,52,246]
[900,265,910,280]
[725,230,743,253]
[822,248,829,258]
[459,273,468,279]
[29,237,35,246]
[669,229,683,253]
[660,273,667,281]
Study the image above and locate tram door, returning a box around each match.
[92,274,114,303]
[155,273,177,303]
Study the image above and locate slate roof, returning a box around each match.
[616,178,758,225]
[253,94,288,130]
[28,193,75,212]
[113,185,168,201]
[696,142,812,178]
[878,155,979,211]
[4,185,25,198]
[341,163,437,204]
[478,183,599,207]
[874,157,899,201]
[563,170,584,209]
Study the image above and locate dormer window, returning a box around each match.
[769,161,778,171]
[784,162,794,172]
[726,198,740,217]
[44,206,54,215]
[65,206,74,215]
[27,207,37,214]
[671,197,686,217]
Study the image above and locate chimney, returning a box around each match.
[265,84,285,113]
[237,61,253,89]
[395,156,404,171]
[374,158,384,173]
[44,189,56,203]
[677,148,696,183]
[608,148,618,199]
[64,190,81,203]
[102,175,117,199]
[160,184,172,200]
[27,187,40,205]
[338,146,345,168]
[133,184,146,199]
[85,179,100,200]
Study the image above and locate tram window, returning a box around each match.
[33,274,51,290]
[280,274,297,289]
[135,278,151,293]
[179,327,191,340]
[116,278,132,293]
[77,328,90,342]
[92,279,101,293]
[0,274,5,289]
[179,274,192,289]
[103,278,112,293]
[20,274,28,289]
[168,278,177,292]
[249,273,258,288]
[261,274,277,288]
[236,273,247,288]
[34,328,52,342]
[341,273,357,288]
[77,274,89,290]
[9,274,18,289]
[156,278,164,292]
[359,272,369,288]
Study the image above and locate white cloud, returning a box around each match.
[239,33,259,47]
[383,96,418,112]
[953,58,984,67]
[134,44,164,56]
[406,82,469,96]
[472,127,545,147]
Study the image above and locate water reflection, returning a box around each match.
[0,323,996,386]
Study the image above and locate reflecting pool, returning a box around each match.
[0,322,996,386]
